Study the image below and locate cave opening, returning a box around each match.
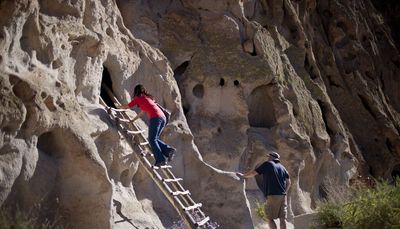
[100,66,115,108]
[37,131,63,158]
[192,84,204,98]
[219,78,225,86]
[173,61,190,81]
[247,85,276,128]
[317,100,334,135]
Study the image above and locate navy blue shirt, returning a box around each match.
[255,160,289,196]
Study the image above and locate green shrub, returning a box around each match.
[314,201,343,228]
[255,201,267,221]
[341,180,400,229]
[314,178,400,229]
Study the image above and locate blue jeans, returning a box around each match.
[148,117,174,164]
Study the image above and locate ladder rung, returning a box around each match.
[153,165,172,169]
[127,129,145,134]
[139,141,149,146]
[111,108,127,112]
[163,178,183,182]
[195,216,210,227]
[184,203,202,211]
[140,152,153,157]
[116,118,132,123]
[171,190,190,196]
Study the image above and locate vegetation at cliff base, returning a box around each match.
[0,205,65,229]
[314,178,400,229]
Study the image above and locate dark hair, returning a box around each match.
[133,84,153,98]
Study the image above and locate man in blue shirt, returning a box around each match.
[237,152,291,229]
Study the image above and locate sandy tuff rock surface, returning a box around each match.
[0,0,399,228]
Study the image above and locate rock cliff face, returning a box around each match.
[0,0,399,228]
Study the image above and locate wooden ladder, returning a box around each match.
[100,85,218,229]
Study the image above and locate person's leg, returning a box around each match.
[265,196,279,229]
[156,118,175,158]
[148,118,165,164]
[279,218,287,229]
[267,219,277,229]
[278,195,288,229]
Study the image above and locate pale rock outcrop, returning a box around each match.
[0,0,249,228]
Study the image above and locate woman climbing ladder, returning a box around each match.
[117,84,176,167]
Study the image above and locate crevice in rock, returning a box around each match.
[173,61,190,82]
[386,138,394,152]
[327,75,342,88]
[364,71,374,80]
[380,71,385,91]
[173,60,191,116]
[317,100,333,135]
[247,85,276,128]
[100,66,115,108]
[250,47,257,56]
[304,53,318,80]
[182,104,190,115]
[358,94,376,119]
[44,96,57,111]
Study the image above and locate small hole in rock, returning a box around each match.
[219,78,225,86]
[192,84,204,98]
[182,105,190,115]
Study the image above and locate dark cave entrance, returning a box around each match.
[37,131,63,158]
[247,85,276,128]
[173,61,189,81]
[173,61,190,115]
[100,66,115,108]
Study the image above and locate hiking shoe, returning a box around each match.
[167,148,176,162]
[154,161,166,167]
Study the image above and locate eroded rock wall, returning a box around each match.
[117,0,400,225]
